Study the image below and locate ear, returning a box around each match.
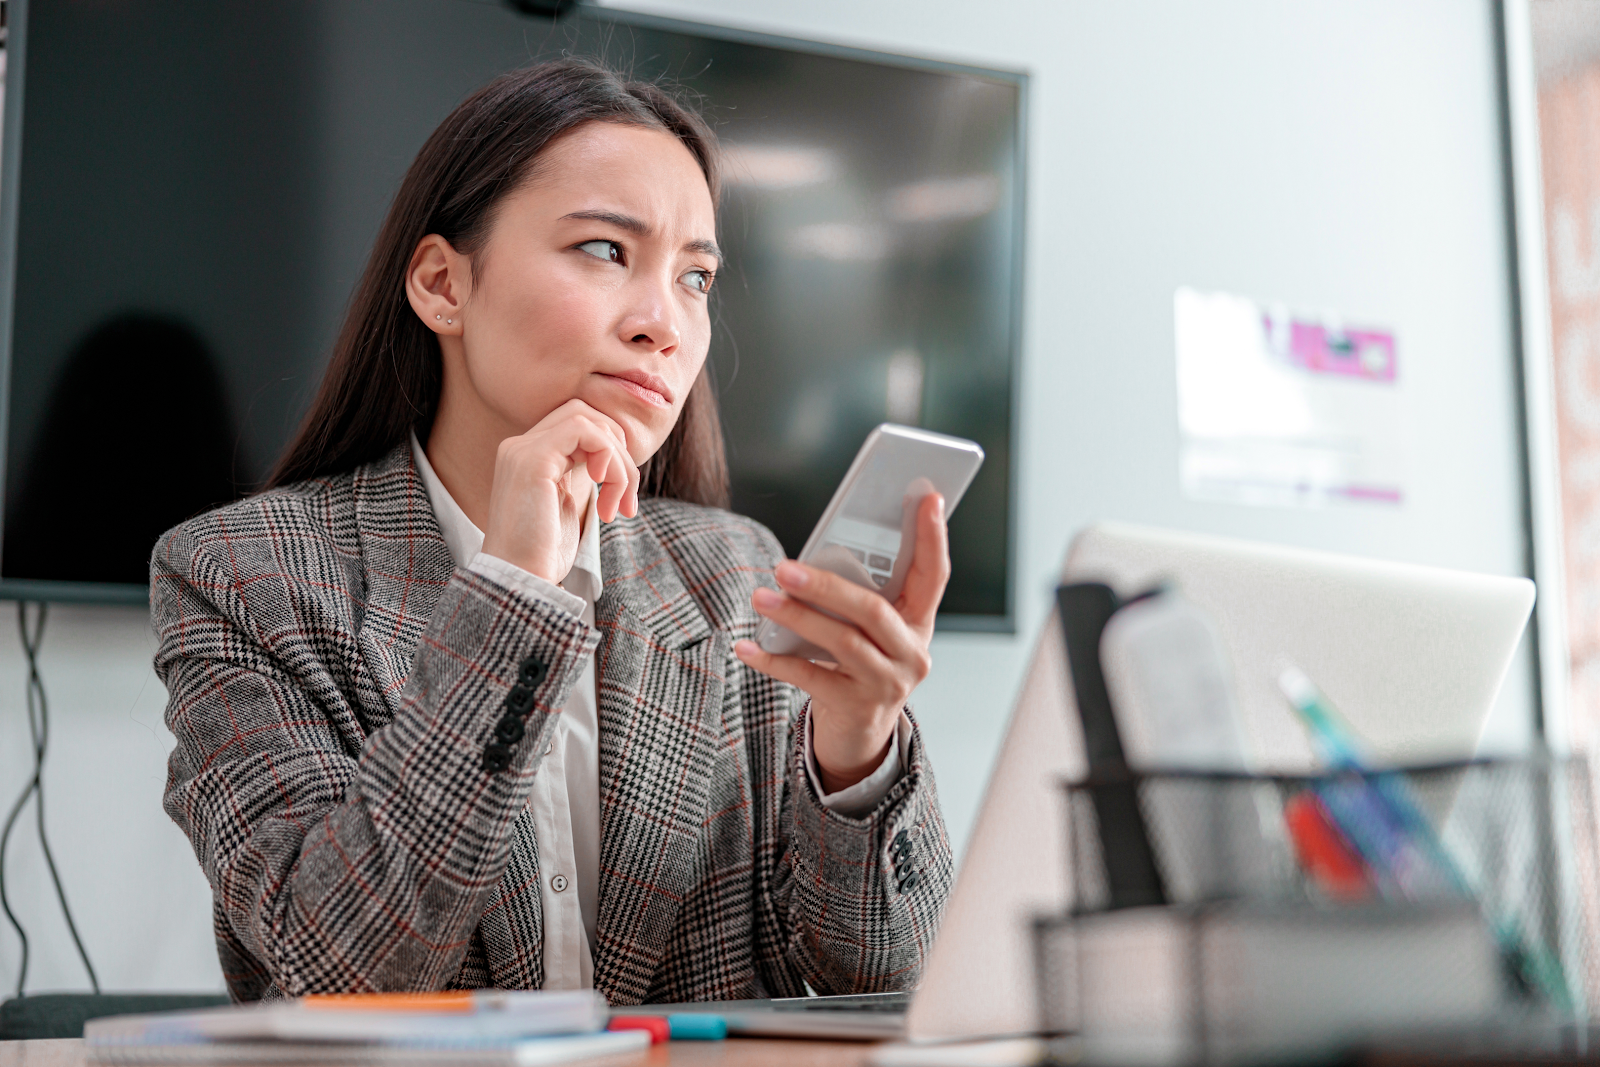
[405,234,470,335]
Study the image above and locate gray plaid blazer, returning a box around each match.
[152,442,952,1004]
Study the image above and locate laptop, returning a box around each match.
[643,523,1537,1041]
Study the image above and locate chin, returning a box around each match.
[629,430,669,467]
[585,402,666,461]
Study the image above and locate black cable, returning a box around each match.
[0,684,32,996]
[0,602,100,996]
[21,603,98,993]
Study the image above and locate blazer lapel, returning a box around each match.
[592,513,727,1004]
[351,442,457,731]
[349,453,727,997]
[350,442,548,991]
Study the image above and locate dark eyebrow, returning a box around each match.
[561,209,649,235]
[686,238,724,264]
[560,209,722,265]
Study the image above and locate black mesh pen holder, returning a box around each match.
[1044,756,1600,1041]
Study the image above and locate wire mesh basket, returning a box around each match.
[1036,756,1600,1064]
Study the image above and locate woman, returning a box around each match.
[153,59,953,1005]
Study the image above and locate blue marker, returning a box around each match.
[667,1014,727,1041]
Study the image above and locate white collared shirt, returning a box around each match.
[410,433,904,991]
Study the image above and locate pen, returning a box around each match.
[302,991,604,1015]
[304,992,481,1012]
[1278,665,1573,1012]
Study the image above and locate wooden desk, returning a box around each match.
[0,1038,880,1067]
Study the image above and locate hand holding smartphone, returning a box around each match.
[755,424,985,662]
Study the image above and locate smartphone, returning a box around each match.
[756,423,985,662]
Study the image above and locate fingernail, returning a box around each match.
[734,639,758,658]
[753,586,782,609]
[934,494,946,520]
[776,561,808,588]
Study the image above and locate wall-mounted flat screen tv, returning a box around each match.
[0,0,1024,628]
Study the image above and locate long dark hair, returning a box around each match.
[267,59,729,507]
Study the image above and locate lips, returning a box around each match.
[601,368,674,407]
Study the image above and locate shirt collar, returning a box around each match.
[410,431,603,605]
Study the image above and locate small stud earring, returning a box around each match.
[447,319,453,324]
[435,315,441,320]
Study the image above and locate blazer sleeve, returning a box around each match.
[153,523,598,999]
[727,515,953,995]
[773,699,955,995]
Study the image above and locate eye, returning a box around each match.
[683,268,715,294]
[577,239,623,263]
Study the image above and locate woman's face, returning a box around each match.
[425,121,719,465]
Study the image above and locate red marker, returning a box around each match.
[1284,790,1372,901]
[607,1016,670,1045]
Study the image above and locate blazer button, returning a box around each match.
[519,656,549,687]
[504,683,537,717]
[493,714,525,745]
[482,743,512,773]
[891,830,910,851]
[899,872,921,893]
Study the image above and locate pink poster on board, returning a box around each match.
[1268,316,1397,383]
[1176,288,1403,509]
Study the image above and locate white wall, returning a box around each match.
[0,605,221,993]
[0,0,1532,995]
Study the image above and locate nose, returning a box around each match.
[618,280,681,358]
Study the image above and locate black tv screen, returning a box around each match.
[0,0,1023,627]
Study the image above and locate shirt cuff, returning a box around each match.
[469,552,587,620]
[804,708,911,819]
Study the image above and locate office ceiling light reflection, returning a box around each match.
[721,143,836,189]
[789,222,890,261]
[885,349,924,425]
[886,175,1001,222]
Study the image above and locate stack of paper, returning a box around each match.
[84,991,647,1066]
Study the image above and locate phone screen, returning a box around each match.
[758,425,984,660]
[815,516,903,589]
